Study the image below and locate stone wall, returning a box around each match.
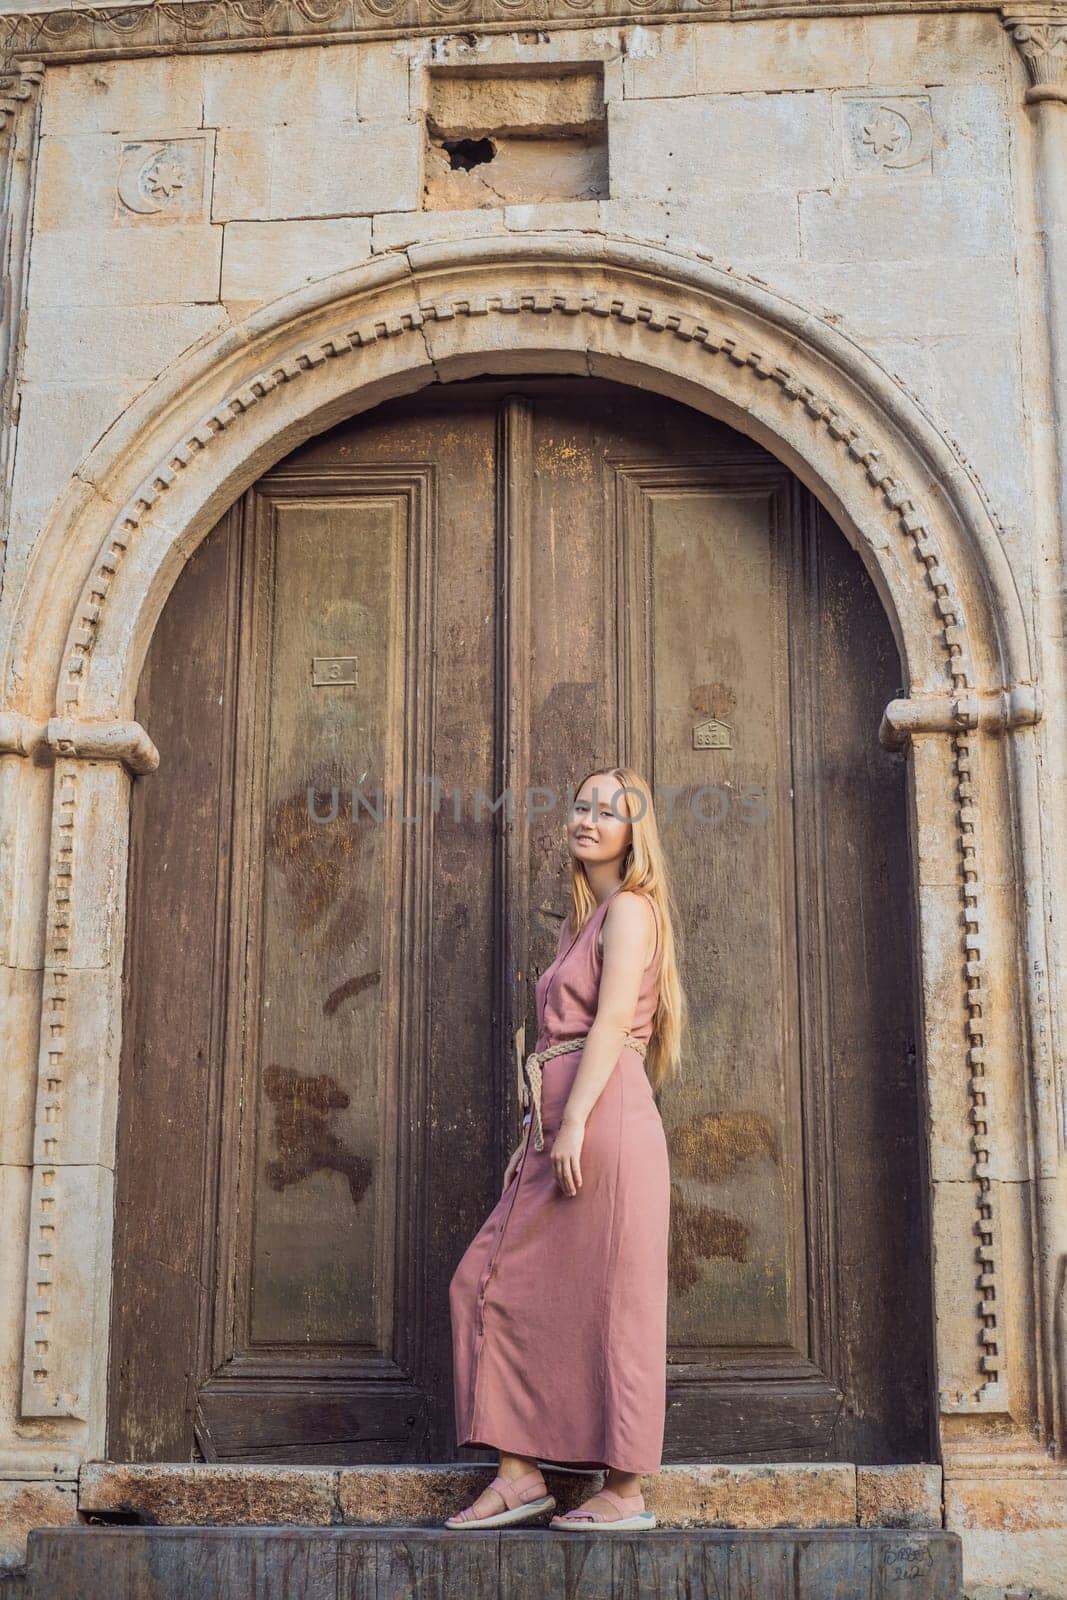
[0,7,1065,1596]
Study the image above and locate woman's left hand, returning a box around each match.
[552,1115,585,1197]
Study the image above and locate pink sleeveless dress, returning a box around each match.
[449,888,670,1474]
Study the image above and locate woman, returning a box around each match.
[446,763,685,1531]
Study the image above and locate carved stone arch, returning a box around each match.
[5,233,1032,723]
[2,231,1054,1451]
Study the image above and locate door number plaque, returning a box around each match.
[312,656,359,686]
[693,717,732,749]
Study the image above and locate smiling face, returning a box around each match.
[567,771,634,876]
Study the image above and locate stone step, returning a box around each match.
[27,1526,963,1600]
[77,1459,944,1530]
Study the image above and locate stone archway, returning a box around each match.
[0,232,1055,1466]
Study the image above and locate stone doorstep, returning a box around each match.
[24,1527,965,1600]
[77,1461,943,1530]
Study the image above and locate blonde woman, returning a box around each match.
[446,764,685,1531]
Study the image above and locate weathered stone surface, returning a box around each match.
[752,258,1018,342]
[424,136,607,209]
[864,12,1007,85]
[799,180,1011,264]
[868,333,1029,528]
[79,1463,337,1526]
[82,1461,857,1529]
[651,1463,857,1529]
[354,43,411,122]
[0,1483,76,1572]
[858,1465,943,1529]
[626,18,868,96]
[337,1463,603,1524]
[10,384,139,511]
[211,129,271,222]
[267,121,421,219]
[20,306,230,387]
[371,207,506,254]
[430,70,603,136]
[27,227,222,307]
[0,1165,31,1441]
[610,93,835,197]
[21,1525,964,1600]
[202,46,357,129]
[221,219,373,304]
[945,1477,1067,1598]
[0,969,39,1166]
[40,59,204,137]
[601,193,804,264]
[20,1163,114,1432]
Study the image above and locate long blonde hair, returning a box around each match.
[564,764,685,1092]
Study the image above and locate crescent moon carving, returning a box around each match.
[883,107,934,172]
[117,144,166,216]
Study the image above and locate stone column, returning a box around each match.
[1003,4,1067,1462]
[0,59,43,603]
[0,711,156,1567]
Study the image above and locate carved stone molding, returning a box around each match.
[0,1,1004,64]
[0,57,43,129]
[879,687,1043,748]
[1003,7,1067,103]
[0,711,159,774]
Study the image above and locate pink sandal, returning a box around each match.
[550,1487,657,1531]
[444,1466,556,1529]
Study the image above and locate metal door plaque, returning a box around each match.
[312,656,359,686]
[693,717,732,749]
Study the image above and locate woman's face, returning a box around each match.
[567,773,633,872]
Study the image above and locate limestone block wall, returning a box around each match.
[2,16,1035,620]
[0,7,1064,1597]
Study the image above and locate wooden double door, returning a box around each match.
[109,378,934,1466]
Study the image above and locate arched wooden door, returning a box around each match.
[108,377,934,1466]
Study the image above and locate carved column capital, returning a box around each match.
[1003,7,1067,104]
[0,56,43,132]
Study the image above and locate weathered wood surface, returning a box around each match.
[27,1527,962,1600]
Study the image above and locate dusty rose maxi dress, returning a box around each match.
[449,890,670,1475]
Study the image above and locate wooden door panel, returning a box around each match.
[635,473,803,1360]
[236,482,417,1358]
[107,513,239,1463]
[793,501,934,1462]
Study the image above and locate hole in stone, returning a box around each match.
[443,136,496,171]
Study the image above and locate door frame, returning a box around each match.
[4,235,1050,1476]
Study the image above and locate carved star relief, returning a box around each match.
[144,157,186,200]
[861,110,906,158]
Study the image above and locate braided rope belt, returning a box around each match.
[516,1031,649,1152]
